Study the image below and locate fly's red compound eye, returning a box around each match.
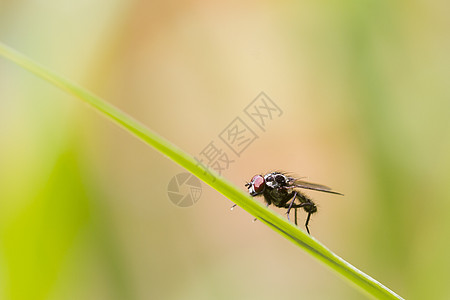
[251,175,265,194]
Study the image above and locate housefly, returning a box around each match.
[240,171,343,234]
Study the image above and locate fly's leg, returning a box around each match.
[305,210,312,235]
[286,200,316,234]
[286,191,297,223]
[297,202,315,235]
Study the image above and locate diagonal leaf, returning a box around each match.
[0,42,404,300]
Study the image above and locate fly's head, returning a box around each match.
[245,175,266,196]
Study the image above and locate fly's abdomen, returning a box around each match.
[304,202,317,213]
[298,193,318,213]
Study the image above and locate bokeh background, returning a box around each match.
[1,1,450,299]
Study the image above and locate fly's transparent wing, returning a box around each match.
[289,179,343,195]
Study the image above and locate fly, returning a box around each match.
[239,171,343,234]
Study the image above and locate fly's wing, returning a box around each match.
[289,178,343,195]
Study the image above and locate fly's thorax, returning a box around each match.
[265,186,292,207]
[264,172,289,189]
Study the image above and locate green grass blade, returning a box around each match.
[0,42,404,300]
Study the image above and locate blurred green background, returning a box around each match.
[1,1,449,299]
